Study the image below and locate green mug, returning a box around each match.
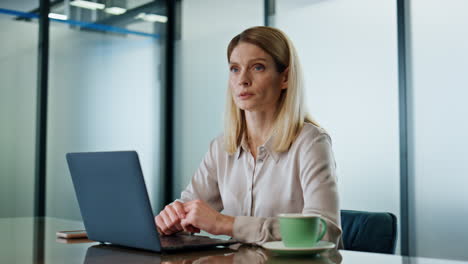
[278,213,327,248]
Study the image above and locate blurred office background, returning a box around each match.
[1,0,467,261]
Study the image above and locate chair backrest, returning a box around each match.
[340,210,397,254]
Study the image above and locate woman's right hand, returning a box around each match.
[155,201,200,235]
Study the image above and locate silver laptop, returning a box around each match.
[66,151,237,252]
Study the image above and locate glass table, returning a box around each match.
[0,217,464,264]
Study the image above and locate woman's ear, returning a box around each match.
[281,67,289,90]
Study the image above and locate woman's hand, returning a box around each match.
[181,200,234,236]
[155,201,200,235]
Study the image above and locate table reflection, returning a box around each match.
[82,243,343,264]
[3,217,467,264]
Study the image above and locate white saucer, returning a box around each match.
[262,241,336,256]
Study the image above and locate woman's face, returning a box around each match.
[229,42,287,113]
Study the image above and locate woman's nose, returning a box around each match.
[238,70,251,86]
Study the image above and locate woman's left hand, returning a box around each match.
[181,200,234,236]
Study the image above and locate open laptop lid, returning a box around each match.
[66,151,162,252]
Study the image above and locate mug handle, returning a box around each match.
[317,218,328,241]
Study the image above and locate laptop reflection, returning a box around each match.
[83,244,236,264]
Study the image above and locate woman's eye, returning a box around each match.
[230,67,239,73]
[254,64,265,71]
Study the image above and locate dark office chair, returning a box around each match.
[340,210,397,254]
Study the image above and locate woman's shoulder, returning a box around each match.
[206,133,226,154]
[294,122,332,146]
[212,133,225,145]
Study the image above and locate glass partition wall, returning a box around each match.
[408,0,468,260]
[44,0,167,245]
[0,1,39,219]
[45,0,167,220]
[0,0,167,221]
[0,2,40,263]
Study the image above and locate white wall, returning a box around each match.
[46,23,163,220]
[172,0,264,198]
[275,0,401,244]
[408,0,468,260]
[0,17,37,218]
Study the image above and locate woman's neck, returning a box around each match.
[245,109,276,152]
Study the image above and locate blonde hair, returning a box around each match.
[224,26,319,154]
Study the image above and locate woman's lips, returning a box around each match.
[239,92,254,100]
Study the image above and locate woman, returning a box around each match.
[155,26,342,247]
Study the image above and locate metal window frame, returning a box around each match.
[35,0,49,219]
[397,0,410,257]
[163,0,178,206]
[33,0,49,263]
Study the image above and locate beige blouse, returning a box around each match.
[179,123,343,248]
